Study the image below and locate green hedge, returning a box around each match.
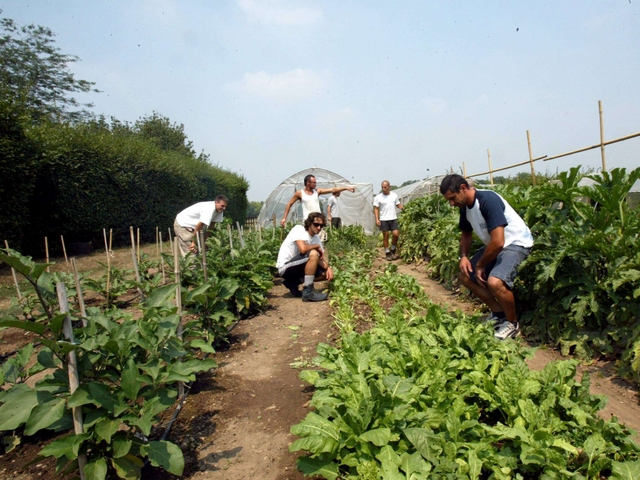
[1,118,248,255]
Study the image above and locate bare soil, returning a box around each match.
[1,247,639,480]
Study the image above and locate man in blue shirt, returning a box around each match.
[440,175,533,340]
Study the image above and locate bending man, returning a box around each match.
[440,174,533,340]
[174,195,228,257]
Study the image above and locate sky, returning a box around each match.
[2,1,640,201]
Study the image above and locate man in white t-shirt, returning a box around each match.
[173,195,228,256]
[373,180,404,260]
[276,212,334,301]
[280,174,355,227]
[327,191,342,229]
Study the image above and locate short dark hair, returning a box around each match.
[304,212,326,229]
[215,194,229,203]
[439,174,469,195]
[304,175,315,187]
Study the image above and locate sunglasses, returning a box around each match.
[313,222,325,229]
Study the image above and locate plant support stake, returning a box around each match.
[56,282,88,480]
[4,240,22,300]
[61,235,69,268]
[129,226,145,300]
[71,257,87,325]
[173,239,185,399]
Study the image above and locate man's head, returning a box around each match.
[381,180,391,194]
[304,212,326,234]
[333,191,341,197]
[439,174,473,208]
[304,175,317,189]
[215,194,229,212]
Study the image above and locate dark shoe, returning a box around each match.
[283,280,302,297]
[385,252,393,261]
[302,285,328,302]
[390,249,398,260]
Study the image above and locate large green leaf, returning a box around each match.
[94,418,121,444]
[0,388,39,431]
[144,283,177,308]
[359,428,391,447]
[121,359,143,400]
[290,412,340,454]
[296,456,339,480]
[141,440,184,476]
[39,433,89,459]
[84,456,108,480]
[111,454,143,480]
[0,318,45,335]
[611,460,640,480]
[24,397,66,435]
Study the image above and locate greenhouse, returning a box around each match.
[257,167,376,234]
[392,175,447,205]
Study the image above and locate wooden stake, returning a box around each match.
[129,227,144,300]
[487,149,494,186]
[156,226,159,259]
[200,231,207,282]
[168,228,174,252]
[136,227,140,263]
[257,224,262,243]
[159,232,165,283]
[599,100,607,172]
[45,237,50,272]
[103,229,111,306]
[71,258,87,325]
[236,221,246,249]
[60,235,69,268]
[526,130,537,186]
[227,224,235,260]
[4,240,22,300]
[173,239,184,399]
[56,282,87,480]
[462,162,467,178]
[272,213,277,228]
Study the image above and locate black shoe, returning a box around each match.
[385,252,393,261]
[283,280,302,297]
[302,285,328,302]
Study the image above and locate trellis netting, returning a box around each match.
[392,175,447,206]
[257,167,376,234]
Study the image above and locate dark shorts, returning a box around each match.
[281,253,326,284]
[379,219,399,232]
[469,244,531,289]
[331,217,342,229]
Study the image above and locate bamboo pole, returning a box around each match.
[543,131,640,163]
[227,224,235,260]
[4,240,22,300]
[168,228,174,252]
[173,239,184,399]
[129,227,144,300]
[156,226,159,259]
[45,237,50,272]
[136,227,140,263]
[200,231,208,282]
[467,155,547,178]
[526,130,537,186]
[257,223,262,243]
[272,213,277,228]
[599,100,607,172]
[487,150,494,186]
[60,235,69,268]
[56,282,87,480]
[103,229,111,306]
[462,162,467,178]
[236,221,246,249]
[71,258,87,326]
[159,232,165,283]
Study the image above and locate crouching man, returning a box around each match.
[440,174,534,340]
[276,212,334,302]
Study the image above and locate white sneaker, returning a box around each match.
[494,321,520,340]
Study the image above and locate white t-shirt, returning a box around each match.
[373,192,400,221]
[300,189,321,220]
[327,195,340,218]
[176,202,223,229]
[276,225,323,275]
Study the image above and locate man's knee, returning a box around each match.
[308,249,320,259]
[487,276,507,294]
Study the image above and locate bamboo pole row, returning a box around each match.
[463,100,640,183]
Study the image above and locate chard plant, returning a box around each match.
[291,248,640,479]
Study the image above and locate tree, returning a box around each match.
[134,112,197,158]
[0,12,99,122]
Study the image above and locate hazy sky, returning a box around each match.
[3,1,640,200]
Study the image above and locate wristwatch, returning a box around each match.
[458,254,467,260]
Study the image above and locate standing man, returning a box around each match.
[276,212,333,301]
[174,195,228,257]
[440,174,533,340]
[280,175,355,227]
[327,191,342,229]
[373,180,404,260]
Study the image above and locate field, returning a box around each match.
[1,226,640,479]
